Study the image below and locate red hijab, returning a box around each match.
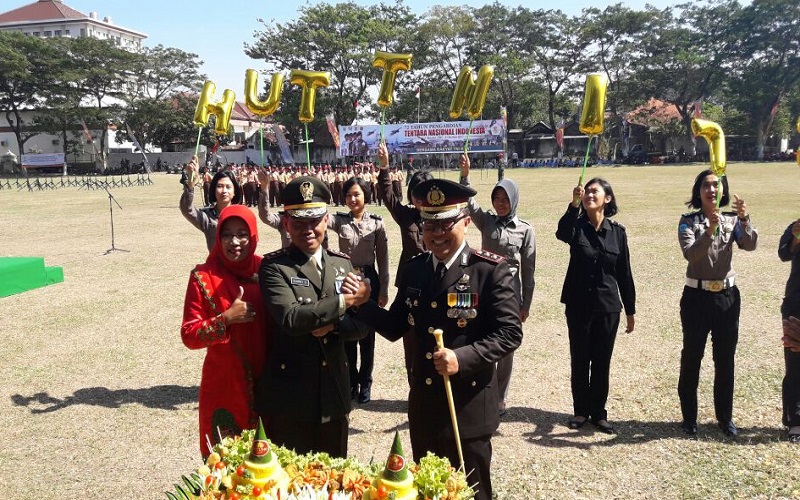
[207,205,261,279]
[203,205,263,313]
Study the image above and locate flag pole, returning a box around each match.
[417,88,421,124]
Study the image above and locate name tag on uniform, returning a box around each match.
[335,278,344,294]
[291,277,310,287]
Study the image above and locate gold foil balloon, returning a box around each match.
[692,118,726,176]
[289,69,331,123]
[244,69,285,117]
[449,65,495,120]
[579,73,609,136]
[373,51,413,107]
[193,81,236,135]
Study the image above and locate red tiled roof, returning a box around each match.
[627,98,682,127]
[0,0,87,23]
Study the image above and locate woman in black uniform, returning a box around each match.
[556,178,636,434]
[778,219,800,442]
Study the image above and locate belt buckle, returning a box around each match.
[706,280,723,292]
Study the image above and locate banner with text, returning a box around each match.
[338,119,505,156]
[21,153,65,168]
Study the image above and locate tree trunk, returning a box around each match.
[756,123,765,161]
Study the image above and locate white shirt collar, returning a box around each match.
[432,240,467,271]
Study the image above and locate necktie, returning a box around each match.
[435,262,446,282]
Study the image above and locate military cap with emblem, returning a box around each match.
[281,176,332,218]
[411,178,477,220]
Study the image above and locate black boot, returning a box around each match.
[358,384,371,404]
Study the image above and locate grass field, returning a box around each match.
[1,162,799,499]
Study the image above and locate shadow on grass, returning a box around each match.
[498,406,786,448]
[10,384,198,414]
[352,397,408,414]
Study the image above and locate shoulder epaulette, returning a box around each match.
[609,219,626,230]
[336,211,350,218]
[408,251,431,262]
[326,248,351,260]
[263,248,289,260]
[473,249,504,264]
[681,210,701,218]
[517,218,532,227]
[369,213,383,220]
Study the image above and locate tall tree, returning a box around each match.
[0,32,63,155]
[726,0,800,159]
[62,36,136,167]
[635,2,741,152]
[521,9,591,130]
[246,2,417,146]
[118,45,205,151]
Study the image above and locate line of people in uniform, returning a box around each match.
[178,149,800,500]
[183,159,407,211]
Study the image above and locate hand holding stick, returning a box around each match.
[431,328,464,471]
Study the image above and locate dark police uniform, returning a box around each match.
[556,203,636,423]
[355,179,522,500]
[677,210,757,432]
[257,176,369,457]
[778,221,800,431]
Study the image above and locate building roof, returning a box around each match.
[0,0,85,23]
[627,98,682,127]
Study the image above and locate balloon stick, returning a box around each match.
[381,108,386,144]
[463,119,474,155]
[431,328,465,471]
[579,136,593,187]
[259,119,265,169]
[194,127,202,160]
[304,123,311,170]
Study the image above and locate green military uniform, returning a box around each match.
[257,176,368,457]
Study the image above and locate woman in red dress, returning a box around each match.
[181,205,270,456]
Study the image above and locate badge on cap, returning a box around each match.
[300,181,314,201]
[427,185,445,206]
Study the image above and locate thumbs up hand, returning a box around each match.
[223,286,255,325]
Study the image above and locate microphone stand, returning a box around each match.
[103,187,129,255]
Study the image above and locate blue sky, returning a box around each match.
[49,0,685,95]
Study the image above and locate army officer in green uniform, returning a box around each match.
[258,176,372,457]
[347,178,523,500]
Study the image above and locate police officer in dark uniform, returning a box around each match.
[257,176,371,457]
[350,178,523,500]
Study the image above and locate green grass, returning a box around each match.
[1,163,800,499]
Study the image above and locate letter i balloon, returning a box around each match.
[578,73,608,186]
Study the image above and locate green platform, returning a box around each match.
[0,257,64,298]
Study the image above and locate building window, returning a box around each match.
[44,31,51,37]
[54,30,61,36]
[33,32,40,36]
[80,28,85,36]
[65,29,70,35]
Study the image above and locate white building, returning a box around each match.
[0,0,146,48]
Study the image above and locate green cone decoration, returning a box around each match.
[382,431,408,482]
[249,417,272,464]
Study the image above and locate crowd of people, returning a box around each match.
[177,148,800,500]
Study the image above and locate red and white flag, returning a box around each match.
[326,113,340,149]
[415,87,421,100]
[692,101,703,118]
